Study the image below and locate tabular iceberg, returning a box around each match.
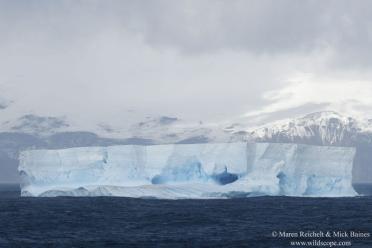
[18,143,357,198]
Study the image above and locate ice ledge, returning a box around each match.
[18,142,357,198]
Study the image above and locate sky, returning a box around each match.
[1,0,372,129]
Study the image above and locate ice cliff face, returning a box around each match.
[19,142,357,198]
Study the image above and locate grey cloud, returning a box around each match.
[108,0,372,68]
[124,0,329,53]
[1,0,372,127]
[129,0,372,67]
[2,0,372,66]
[251,103,332,126]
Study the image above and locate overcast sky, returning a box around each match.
[1,0,372,128]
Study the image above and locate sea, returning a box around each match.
[1,184,372,247]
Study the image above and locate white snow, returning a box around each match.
[19,142,357,198]
[247,111,372,145]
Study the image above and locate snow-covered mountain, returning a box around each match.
[2,111,372,146]
[1,112,371,148]
[246,111,372,146]
[0,114,231,144]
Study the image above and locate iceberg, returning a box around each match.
[18,143,357,198]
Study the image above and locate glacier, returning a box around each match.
[18,142,357,198]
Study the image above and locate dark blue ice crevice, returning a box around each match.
[102,149,108,164]
[211,166,239,185]
[151,159,240,185]
[277,171,291,195]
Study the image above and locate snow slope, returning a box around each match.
[19,142,357,198]
[247,111,370,146]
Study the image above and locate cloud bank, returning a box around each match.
[1,0,372,128]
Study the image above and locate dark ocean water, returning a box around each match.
[1,184,372,247]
